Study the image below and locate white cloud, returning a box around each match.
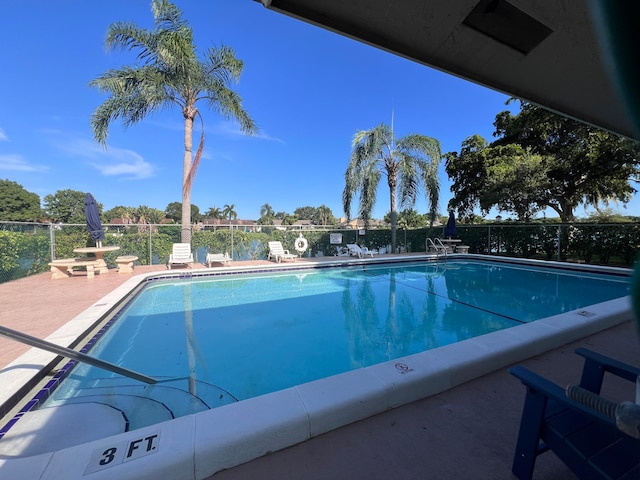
[213,120,285,144]
[0,128,7,141]
[91,156,154,179]
[0,154,48,172]
[255,131,286,144]
[62,139,155,180]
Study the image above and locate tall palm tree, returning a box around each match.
[90,0,256,243]
[222,203,237,221]
[343,123,441,250]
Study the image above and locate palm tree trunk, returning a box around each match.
[182,117,193,243]
[389,180,397,252]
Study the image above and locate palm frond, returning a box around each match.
[205,45,244,84]
[398,154,419,209]
[152,0,187,31]
[421,162,441,224]
[205,87,257,134]
[358,166,381,227]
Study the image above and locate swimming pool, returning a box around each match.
[0,255,633,479]
[42,260,630,410]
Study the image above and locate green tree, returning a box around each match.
[343,123,441,249]
[493,101,640,221]
[136,205,166,224]
[383,208,428,228]
[280,213,296,225]
[191,204,203,223]
[447,101,640,222]
[258,203,275,224]
[222,204,237,220]
[165,202,182,221]
[585,207,633,223]
[90,0,256,243]
[0,180,42,221]
[294,206,315,220]
[103,205,136,224]
[204,206,222,219]
[43,189,93,223]
[164,202,200,222]
[313,205,335,225]
[446,139,549,221]
[482,145,548,221]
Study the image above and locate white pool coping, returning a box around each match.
[0,256,633,479]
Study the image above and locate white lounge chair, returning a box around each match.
[206,252,232,267]
[267,241,297,263]
[346,244,376,258]
[167,243,194,269]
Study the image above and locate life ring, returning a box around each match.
[295,236,308,253]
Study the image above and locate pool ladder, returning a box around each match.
[426,238,448,257]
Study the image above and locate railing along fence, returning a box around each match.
[0,221,638,284]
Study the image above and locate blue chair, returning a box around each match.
[509,348,640,480]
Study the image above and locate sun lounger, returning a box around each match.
[206,252,232,267]
[267,241,296,263]
[346,244,376,258]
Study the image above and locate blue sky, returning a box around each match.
[0,1,636,221]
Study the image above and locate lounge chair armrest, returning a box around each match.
[575,348,640,392]
[511,365,573,403]
[566,384,640,438]
[509,365,617,427]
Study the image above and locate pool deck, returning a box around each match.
[0,255,639,479]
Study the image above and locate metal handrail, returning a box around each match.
[426,237,448,256]
[0,325,157,384]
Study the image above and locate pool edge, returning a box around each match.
[0,258,633,479]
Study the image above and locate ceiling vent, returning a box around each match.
[463,0,553,54]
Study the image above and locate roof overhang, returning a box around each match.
[256,0,640,140]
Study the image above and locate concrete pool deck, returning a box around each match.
[0,255,638,479]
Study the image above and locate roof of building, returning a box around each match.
[257,0,639,140]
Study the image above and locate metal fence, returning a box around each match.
[0,221,638,284]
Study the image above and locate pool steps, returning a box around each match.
[0,377,238,456]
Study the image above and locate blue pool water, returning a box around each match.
[41,259,630,419]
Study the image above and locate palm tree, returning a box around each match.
[259,203,275,224]
[205,206,222,219]
[314,204,334,226]
[343,123,441,250]
[222,204,237,221]
[90,0,256,243]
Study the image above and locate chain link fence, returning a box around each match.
[1,221,638,284]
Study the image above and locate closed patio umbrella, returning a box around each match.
[84,193,105,247]
[444,210,457,238]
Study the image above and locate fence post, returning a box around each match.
[49,223,56,261]
[487,225,491,254]
[149,228,152,266]
[557,226,561,261]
